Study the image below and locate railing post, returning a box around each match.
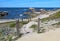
[16,19,20,36]
[37,18,40,33]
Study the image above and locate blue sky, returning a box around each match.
[0,0,60,7]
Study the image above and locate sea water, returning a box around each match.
[0,7,58,19]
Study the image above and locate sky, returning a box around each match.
[0,0,60,7]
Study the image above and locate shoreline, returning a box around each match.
[0,9,60,23]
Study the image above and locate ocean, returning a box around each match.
[0,8,59,19]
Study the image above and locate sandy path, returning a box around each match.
[16,28,60,41]
[20,21,37,34]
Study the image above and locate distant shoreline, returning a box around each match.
[0,9,60,23]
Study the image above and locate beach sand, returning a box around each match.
[16,28,60,41]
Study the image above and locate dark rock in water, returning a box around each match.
[0,11,8,17]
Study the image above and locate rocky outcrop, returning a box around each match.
[0,11,8,17]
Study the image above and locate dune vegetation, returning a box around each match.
[41,11,60,22]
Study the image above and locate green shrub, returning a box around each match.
[20,21,29,24]
[9,23,16,27]
[30,25,37,31]
[52,22,60,25]
[30,25,37,28]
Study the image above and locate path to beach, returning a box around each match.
[20,9,60,34]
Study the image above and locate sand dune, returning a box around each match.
[16,28,60,41]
